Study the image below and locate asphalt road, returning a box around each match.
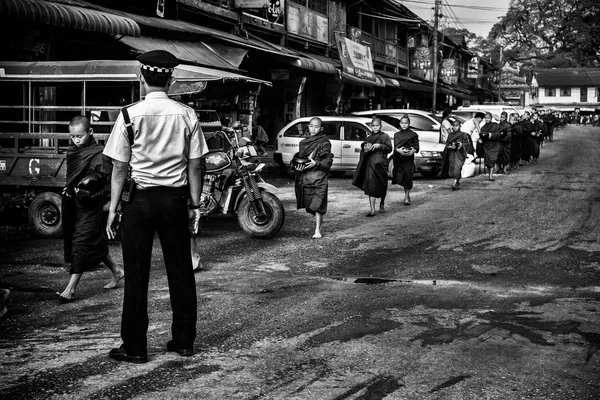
[1,125,599,399]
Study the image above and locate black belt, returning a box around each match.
[135,184,187,194]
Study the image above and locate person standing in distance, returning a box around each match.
[103,50,207,363]
[293,117,333,239]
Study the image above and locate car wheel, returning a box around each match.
[28,192,63,238]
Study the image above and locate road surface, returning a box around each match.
[1,125,599,399]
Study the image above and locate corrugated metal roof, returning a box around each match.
[534,68,600,87]
[0,0,140,37]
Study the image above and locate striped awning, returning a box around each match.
[0,0,141,37]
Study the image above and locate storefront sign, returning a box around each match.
[467,56,479,79]
[235,0,269,7]
[411,47,433,81]
[335,33,375,82]
[441,58,457,84]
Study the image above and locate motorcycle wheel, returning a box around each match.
[237,191,285,238]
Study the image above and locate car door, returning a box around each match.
[340,121,370,169]
[319,121,342,169]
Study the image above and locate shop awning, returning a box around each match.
[0,0,140,37]
[0,60,271,95]
[119,36,246,72]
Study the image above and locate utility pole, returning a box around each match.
[432,0,440,113]
[498,46,503,103]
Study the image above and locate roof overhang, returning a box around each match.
[0,60,271,96]
[0,0,140,37]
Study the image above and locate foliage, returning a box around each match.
[488,0,600,67]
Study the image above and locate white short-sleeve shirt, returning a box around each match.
[103,91,208,188]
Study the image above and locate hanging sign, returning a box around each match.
[335,32,375,82]
[467,56,479,79]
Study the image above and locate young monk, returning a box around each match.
[293,117,334,238]
[352,117,392,216]
[58,115,123,303]
[392,115,419,205]
[479,112,501,181]
[440,119,473,190]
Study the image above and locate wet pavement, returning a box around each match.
[1,125,599,399]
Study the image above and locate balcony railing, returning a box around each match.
[352,29,408,67]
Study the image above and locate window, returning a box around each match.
[290,0,327,14]
[343,122,369,141]
[406,114,435,131]
[284,121,340,140]
[559,88,571,97]
[545,88,556,97]
[581,87,588,102]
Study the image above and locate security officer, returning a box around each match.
[104,50,207,363]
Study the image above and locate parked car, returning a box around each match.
[273,116,444,178]
[352,109,443,143]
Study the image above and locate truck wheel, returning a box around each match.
[237,191,285,238]
[28,192,63,238]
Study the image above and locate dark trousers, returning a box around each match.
[120,187,196,356]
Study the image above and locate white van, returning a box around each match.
[273,116,445,178]
[457,105,520,119]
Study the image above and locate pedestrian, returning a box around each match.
[497,111,512,174]
[352,117,392,216]
[103,50,207,363]
[392,115,419,206]
[479,112,501,181]
[462,112,485,159]
[57,115,123,303]
[439,107,453,143]
[293,117,334,239]
[509,113,522,170]
[530,112,545,163]
[520,112,534,165]
[440,119,473,190]
[252,120,269,156]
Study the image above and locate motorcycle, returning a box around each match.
[199,128,285,238]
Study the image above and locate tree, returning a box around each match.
[489,0,600,67]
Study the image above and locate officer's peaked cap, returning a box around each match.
[137,50,179,74]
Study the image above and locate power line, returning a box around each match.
[395,0,507,12]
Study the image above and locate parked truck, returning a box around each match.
[0,60,231,237]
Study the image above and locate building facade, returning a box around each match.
[0,0,498,143]
[530,68,600,114]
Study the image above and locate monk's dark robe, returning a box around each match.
[392,128,419,190]
[352,132,392,198]
[520,119,534,162]
[480,122,501,168]
[294,132,334,215]
[63,137,112,274]
[440,130,473,179]
[510,122,522,164]
[497,120,512,167]
[531,119,545,160]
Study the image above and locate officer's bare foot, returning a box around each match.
[104,268,124,289]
